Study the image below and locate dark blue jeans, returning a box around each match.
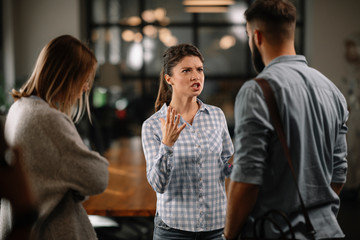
[153,215,223,240]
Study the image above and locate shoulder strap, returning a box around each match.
[254,78,316,238]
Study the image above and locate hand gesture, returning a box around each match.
[159,106,187,147]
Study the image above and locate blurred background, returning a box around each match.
[1,0,360,239]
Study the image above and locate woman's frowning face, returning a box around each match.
[165,55,204,99]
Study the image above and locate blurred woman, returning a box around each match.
[0,35,109,240]
[142,43,234,240]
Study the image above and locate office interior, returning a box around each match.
[1,0,360,239]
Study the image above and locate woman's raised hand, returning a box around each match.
[159,106,187,147]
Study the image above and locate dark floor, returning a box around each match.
[92,189,360,240]
[336,188,360,240]
[92,216,154,240]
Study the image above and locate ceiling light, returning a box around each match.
[183,0,235,6]
[183,0,235,13]
[185,6,229,13]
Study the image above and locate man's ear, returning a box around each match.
[254,29,263,48]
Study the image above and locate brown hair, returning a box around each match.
[155,43,204,112]
[11,35,97,123]
[244,0,296,44]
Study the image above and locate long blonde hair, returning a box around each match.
[11,35,97,123]
[155,43,204,112]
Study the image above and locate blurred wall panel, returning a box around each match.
[12,0,81,83]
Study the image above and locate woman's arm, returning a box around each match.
[220,110,234,176]
[49,114,109,197]
[141,120,174,193]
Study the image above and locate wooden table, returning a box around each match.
[83,137,156,217]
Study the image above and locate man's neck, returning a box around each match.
[262,42,296,66]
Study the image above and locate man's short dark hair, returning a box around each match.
[245,0,297,43]
[245,0,296,24]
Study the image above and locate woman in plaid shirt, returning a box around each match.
[142,43,234,240]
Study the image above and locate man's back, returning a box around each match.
[232,55,348,239]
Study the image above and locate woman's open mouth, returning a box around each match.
[191,83,201,90]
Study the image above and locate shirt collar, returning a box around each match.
[264,55,307,71]
[159,98,210,117]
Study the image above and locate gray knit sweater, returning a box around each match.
[0,96,109,239]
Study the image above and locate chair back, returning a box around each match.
[0,122,38,240]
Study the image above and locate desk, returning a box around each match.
[83,137,156,217]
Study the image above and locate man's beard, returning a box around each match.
[252,38,265,73]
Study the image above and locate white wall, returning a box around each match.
[12,0,81,80]
[3,0,15,104]
[305,0,360,188]
[305,0,360,86]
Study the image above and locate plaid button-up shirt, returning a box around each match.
[141,100,234,232]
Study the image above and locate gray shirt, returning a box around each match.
[231,55,348,239]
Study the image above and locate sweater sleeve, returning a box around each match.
[44,112,109,197]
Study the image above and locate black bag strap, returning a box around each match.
[253,209,296,239]
[255,78,316,238]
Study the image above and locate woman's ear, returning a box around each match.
[165,74,172,85]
